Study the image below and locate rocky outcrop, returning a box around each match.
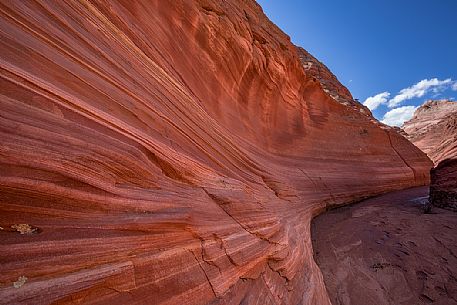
[0,1,431,304]
[296,47,372,116]
[403,100,457,211]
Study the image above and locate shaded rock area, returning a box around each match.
[0,1,432,304]
[431,159,457,212]
[312,187,457,305]
[403,100,457,212]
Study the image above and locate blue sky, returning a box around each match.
[257,0,457,126]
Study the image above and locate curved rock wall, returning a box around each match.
[0,1,432,304]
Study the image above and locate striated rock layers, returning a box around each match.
[403,100,457,211]
[0,1,431,304]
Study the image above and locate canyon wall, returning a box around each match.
[403,100,457,211]
[0,1,432,304]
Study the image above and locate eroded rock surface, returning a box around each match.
[0,1,431,304]
[403,100,457,211]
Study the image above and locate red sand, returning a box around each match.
[312,187,457,305]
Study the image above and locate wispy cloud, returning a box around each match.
[388,78,452,108]
[364,78,456,125]
[381,106,418,127]
[363,92,390,110]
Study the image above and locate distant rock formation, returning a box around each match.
[0,1,431,304]
[403,100,457,211]
[403,100,457,164]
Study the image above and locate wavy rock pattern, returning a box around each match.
[0,1,432,304]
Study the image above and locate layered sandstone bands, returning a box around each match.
[0,1,431,304]
[403,100,457,211]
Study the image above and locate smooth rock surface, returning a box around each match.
[0,1,431,304]
[312,187,457,305]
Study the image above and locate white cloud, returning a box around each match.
[452,82,457,91]
[388,78,452,108]
[363,92,390,110]
[381,106,418,127]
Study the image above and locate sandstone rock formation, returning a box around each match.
[403,100,457,164]
[403,100,457,211]
[0,1,432,304]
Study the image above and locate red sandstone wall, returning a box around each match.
[0,1,432,304]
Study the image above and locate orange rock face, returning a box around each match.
[403,100,457,211]
[0,1,432,304]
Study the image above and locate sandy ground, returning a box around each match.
[312,187,457,305]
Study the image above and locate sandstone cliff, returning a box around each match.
[403,100,457,211]
[0,1,431,304]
